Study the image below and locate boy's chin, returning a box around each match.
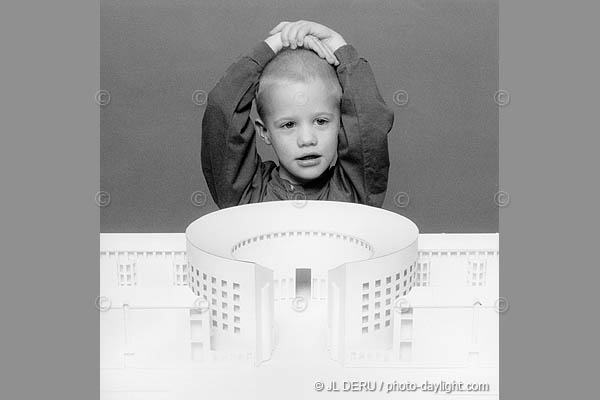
[290,167,328,183]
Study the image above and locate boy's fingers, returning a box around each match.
[303,36,322,58]
[287,22,305,49]
[326,45,340,66]
[317,38,340,65]
[280,22,294,47]
[312,37,338,65]
[269,21,289,35]
[303,36,324,58]
[302,22,331,41]
[324,44,340,66]
[295,23,312,47]
[309,37,337,65]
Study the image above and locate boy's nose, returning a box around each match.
[297,127,317,146]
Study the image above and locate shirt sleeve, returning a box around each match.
[333,45,395,208]
[201,41,276,208]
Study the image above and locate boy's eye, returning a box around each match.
[315,118,329,126]
[280,121,295,129]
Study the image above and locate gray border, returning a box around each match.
[3,0,597,398]
[1,1,100,399]
[500,0,596,398]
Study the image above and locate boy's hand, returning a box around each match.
[269,20,347,54]
[264,32,284,54]
[302,35,339,65]
[264,32,339,66]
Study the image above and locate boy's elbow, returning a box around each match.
[383,104,395,133]
[204,79,232,113]
[375,102,394,135]
[204,88,223,112]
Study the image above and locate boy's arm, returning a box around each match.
[201,41,277,208]
[334,45,394,207]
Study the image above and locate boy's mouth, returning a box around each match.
[296,153,322,167]
[297,153,321,161]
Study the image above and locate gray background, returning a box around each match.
[100,0,498,233]
[3,0,599,399]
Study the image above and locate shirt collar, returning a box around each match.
[271,166,334,194]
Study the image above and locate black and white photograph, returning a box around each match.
[6,1,599,399]
[98,0,500,399]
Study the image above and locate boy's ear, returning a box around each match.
[254,118,271,145]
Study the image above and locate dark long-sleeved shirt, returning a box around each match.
[201,41,394,209]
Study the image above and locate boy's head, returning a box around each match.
[254,47,342,185]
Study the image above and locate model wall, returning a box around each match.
[100,250,199,368]
[331,239,418,356]
[347,249,418,351]
[186,243,261,352]
[185,201,419,259]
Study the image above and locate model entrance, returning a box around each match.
[295,268,311,300]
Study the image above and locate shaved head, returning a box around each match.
[256,47,342,122]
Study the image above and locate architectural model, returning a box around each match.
[100,201,498,371]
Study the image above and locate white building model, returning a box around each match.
[100,201,498,371]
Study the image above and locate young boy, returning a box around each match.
[201,21,394,208]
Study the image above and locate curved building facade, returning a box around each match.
[185,200,419,364]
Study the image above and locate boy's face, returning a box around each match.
[256,79,340,185]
